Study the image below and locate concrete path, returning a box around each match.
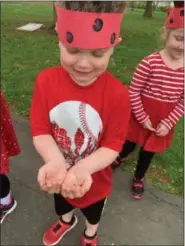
[1,115,183,245]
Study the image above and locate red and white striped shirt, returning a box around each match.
[129,52,184,130]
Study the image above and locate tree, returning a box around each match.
[152,1,159,12]
[51,1,56,30]
[130,1,136,11]
[143,1,153,18]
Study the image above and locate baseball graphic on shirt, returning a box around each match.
[49,101,103,168]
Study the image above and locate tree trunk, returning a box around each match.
[153,1,159,12]
[51,1,56,29]
[130,1,135,11]
[143,1,153,18]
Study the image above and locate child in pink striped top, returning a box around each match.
[112,1,184,199]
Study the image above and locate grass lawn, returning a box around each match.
[1,3,184,195]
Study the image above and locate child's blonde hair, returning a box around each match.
[161,27,184,42]
[55,1,127,13]
[161,27,171,42]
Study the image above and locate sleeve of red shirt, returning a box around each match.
[129,58,151,124]
[161,93,184,130]
[30,71,52,136]
[100,87,131,153]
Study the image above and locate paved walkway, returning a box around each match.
[1,115,183,245]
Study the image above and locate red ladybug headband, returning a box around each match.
[165,7,184,28]
[55,5,124,49]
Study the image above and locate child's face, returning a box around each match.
[165,28,184,60]
[59,41,114,85]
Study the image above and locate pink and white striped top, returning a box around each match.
[129,52,184,130]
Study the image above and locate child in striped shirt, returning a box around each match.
[112,1,184,199]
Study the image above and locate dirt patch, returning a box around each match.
[147,167,172,185]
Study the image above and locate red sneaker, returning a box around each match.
[132,177,144,200]
[111,157,125,170]
[43,215,78,246]
[81,233,98,246]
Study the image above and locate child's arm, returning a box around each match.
[129,58,151,124]
[31,72,66,164]
[75,147,118,174]
[161,94,184,130]
[33,135,65,164]
[33,135,67,193]
[30,72,67,192]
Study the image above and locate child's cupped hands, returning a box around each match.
[37,160,67,194]
[37,161,93,199]
[61,164,93,199]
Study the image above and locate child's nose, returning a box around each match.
[177,43,184,50]
[77,56,91,68]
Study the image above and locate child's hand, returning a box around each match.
[61,165,92,199]
[142,118,156,132]
[37,160,67,194]
[156,123,169,137]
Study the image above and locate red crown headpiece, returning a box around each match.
[165,7,184,28]
[55,5,123,49]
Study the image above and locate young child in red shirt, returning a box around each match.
[30,2,130,246]
[112,1,184,200]
[0,91,20,224]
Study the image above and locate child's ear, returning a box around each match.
[161,27,168,41]
[58,41,62,49]
[118,37,122,44]
[111,47,114,56]
[113,37,122,51]
[55,23,58,32]
[123,4,128,15]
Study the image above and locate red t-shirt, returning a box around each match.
[30,66,130,208]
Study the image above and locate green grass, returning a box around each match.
[1,3,184,195]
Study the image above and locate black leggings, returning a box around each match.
[54,194,106,225]
[119,140,155,179]
[0,174,10,198]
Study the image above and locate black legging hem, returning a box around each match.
[119,140,155,179]
[0,174,10,198]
